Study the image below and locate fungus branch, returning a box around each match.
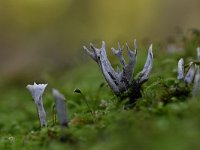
[84,40,153,104]
[177,47,200,97]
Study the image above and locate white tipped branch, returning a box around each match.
[84,41,120,94]
[123,41,137,84]
[193,66,200,96]
[177,58,185,80]
[184,63,196,85]
[52,89,68,127]
[84,40,153,96]
[111,42,126,66]
[137,44,153,84]
[26,83,47,127]
[177,47,200,97]
[197,47,200,60]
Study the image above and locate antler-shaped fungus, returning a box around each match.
[84,40,153,104]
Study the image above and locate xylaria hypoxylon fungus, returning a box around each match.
[177,47,200,96]
[26,82,48,127]
[84,40,153,104]
[52,89,68,127]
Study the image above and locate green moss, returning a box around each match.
[0,37,200,150]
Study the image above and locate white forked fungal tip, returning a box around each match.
[149,44,153,54]
[102,41,106,47]
[177,58,184,80]
[134,39,137,50]
[26,82,48,127]
[83,46,88,51]
[197,47,200,60]
[125,42,130,50]
[193,66,200,96]
[178,58,184,68]
[26,82,48,101]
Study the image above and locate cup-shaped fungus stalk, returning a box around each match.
[83,40,153,104]
[52,89,68,127]
[26,83,48,127]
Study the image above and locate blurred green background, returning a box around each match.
[1,1,200,149]
[0,0,200,81]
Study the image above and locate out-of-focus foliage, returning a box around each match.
[0,0,200,79]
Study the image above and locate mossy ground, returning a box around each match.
[0,36,200,150]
